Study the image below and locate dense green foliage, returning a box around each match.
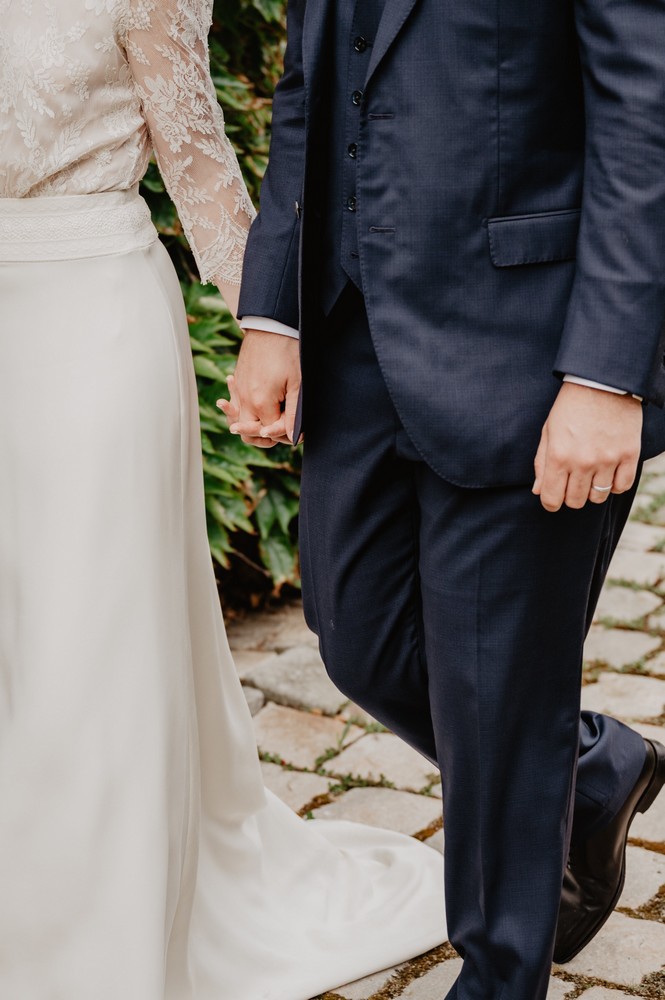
[141,0,300,599]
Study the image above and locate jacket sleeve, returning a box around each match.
[237,0,306,330]
[554,0,665,405]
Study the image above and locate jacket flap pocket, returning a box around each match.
[487,209,581,267]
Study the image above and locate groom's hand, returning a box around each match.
[220,330,301,448]
[533,383,642,512]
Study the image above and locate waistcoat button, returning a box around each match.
[351,90,364,106]
[354,36,368,52]
[348,143,358,159]
[347,196,357,212]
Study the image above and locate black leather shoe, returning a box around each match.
[554,738,665,965]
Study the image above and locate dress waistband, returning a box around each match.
[0,187,158,262]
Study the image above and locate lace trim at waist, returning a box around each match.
[0,190,157,261]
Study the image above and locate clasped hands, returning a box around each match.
[218,331,643,512]
[218,330,302,448]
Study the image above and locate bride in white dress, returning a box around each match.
[0,2,446,997]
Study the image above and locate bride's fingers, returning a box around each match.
[264,434,292,445]
[217,373,241,419]
[260,416,288,441]
[230,418,264,437]
[242,436,280,449]
[231,419,279,448]
[261,417,303,447]
[217,398,240,423]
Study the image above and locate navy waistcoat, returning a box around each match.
[321,0,386,314]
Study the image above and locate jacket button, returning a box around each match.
[347,143,358,159]
[354,36,368,53]
[347,196,357,212]
[351,90,364,106]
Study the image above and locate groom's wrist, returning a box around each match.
[239,316,300,340]
[563,374,643,402]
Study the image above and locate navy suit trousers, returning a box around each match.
[298,285,647,1000]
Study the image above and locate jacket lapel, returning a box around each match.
[365,0,420,86]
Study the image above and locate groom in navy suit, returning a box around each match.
[225,1,665,996]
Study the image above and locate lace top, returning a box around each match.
[0,0,255,286]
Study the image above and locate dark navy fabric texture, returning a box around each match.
[238,0,665,486]
[298,286,647,1000]
[319,0,385,311]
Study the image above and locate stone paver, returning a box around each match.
[334,965,404,999]
[580,672,665,720]
[647,604,665,630]
[630,770,665,844]
[546,981,578,999]
[643,453,665,475]
[616,521,665,552]
[425,828,444,853]
[578,990,636,999]
[620,845,665,910]
[554,911,665,986]
[253,702,363,769]
[313,787,442,837]
[633,721,665,743]
[321,733,439,792]
[232,648,273,679]
[242,645,348,716]
[227,601,318,652]
[583,625,661,668]
[399,960,463,998]
[637,473,665,496]
[607,548,665,586]
[594,584,662,624]
[385,963,574,1000]
[242,685,265,716]
[639,649,665,677]
[638,501,665,526]
[260,761,331,812]
[340,702,380,727]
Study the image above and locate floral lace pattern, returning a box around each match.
[0,0,254,285]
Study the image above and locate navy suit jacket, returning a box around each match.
[238,0,665,487]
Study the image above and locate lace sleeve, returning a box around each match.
[123,0,255,287]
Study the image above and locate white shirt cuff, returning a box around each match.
[563,374,643,402]
[239,316,300,340]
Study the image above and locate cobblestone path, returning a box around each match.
[226,458,665,1000]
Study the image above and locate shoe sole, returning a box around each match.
[555,739,665,965]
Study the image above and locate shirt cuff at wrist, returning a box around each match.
[239,316,300,340]
[563,374,643,402]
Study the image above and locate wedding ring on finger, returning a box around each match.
[591,483,613,493]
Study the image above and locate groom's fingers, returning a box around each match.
[538,460,569,512]
[532,429,548,496]
[283,382,300,445]
[253,396,282,429]
[227,374,241,410]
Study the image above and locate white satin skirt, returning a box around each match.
[0,189,446,1000]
